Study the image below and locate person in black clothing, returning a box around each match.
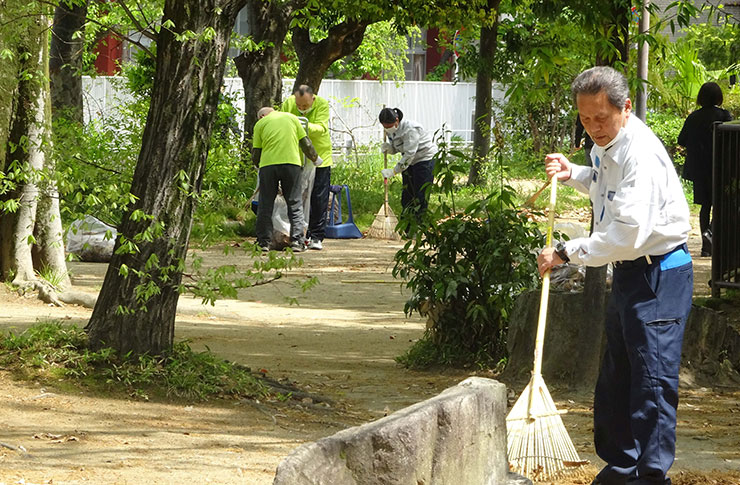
[678,82,733,256]
[574,113,594,165]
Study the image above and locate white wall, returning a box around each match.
[82,76,506,149]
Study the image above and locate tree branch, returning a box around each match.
[181,273,283,289]
[71,154,125,175]
[35,0,155,57]
[114,0,157,42]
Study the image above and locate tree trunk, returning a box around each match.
[0,5,22,167]
[0,11,67,289]
[34,171,70,288]
[581,2,632,350]
[234,0,302,147]
[291,19,369,93]
[33,17,71,289]
[50,0,89,124]
[504,290,606,389]
[85,0,247,355]
[526,112,542,154]
[468,0,501,187]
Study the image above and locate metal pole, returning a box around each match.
[635,0,650,121]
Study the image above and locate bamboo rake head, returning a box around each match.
[506,375,587,481]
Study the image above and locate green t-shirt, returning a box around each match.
[253,111,306,168]
[281,95,333,167]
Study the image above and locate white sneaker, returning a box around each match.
[289,240,306,253]
[307,238,323,250]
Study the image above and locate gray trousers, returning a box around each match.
[256,164,304,246]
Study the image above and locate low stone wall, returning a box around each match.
[273,377,531,485]
[682,304,740,385]
[504,291,740,388]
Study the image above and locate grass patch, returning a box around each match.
[0,321,268,402]
[36,264,69,290]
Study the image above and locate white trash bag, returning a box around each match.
[66,215,117,262]
[270,194,292,249]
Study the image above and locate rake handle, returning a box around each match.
[383,123,390,218]
[523,179,550,207]
[532,175,558,378]
[383,177,389,218]
[523,148,577,207]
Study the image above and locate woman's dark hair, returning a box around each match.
[379,107,403,124]
[697,82,724,107]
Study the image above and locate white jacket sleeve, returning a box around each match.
[394,128,420,173]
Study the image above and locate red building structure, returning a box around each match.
[93,34,123,75]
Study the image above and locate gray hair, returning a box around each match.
[571,66,629,109]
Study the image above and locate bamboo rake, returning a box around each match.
[506,176,587,481]
[367,112,401,240]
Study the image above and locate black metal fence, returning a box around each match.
[711,121,740,297]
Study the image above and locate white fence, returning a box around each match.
[82,77,506,149]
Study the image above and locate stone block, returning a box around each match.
[274,377,530,485]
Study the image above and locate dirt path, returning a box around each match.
[0,229,737,484]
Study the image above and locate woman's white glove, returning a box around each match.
[381,168,395,179]
[313,156,324,167]
[381,142,392,154]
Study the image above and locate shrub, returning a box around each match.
[646,111,686,173]
[393,141,543,368]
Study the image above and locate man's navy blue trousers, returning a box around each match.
[593,245,693,485]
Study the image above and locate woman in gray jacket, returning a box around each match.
[379,107,438,222]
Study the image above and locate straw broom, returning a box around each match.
[506,176,587,481]
[367,130,401,240]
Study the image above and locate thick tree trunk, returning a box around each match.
[504,290,606,389]
[36,15,71,289]
[85,0,247,355]
[28,26,71,289]
[468,0,501,187]
[0,10,69,289]
[1,68,39,283]
[582,3,632,341]
[50,0,88,124]
[291,19,369,93]
[234,0,301,147]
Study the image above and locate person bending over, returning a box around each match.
[252,107,322,252]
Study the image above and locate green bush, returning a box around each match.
[646,111,686,173]
[393,142,543,369]
[724,84,740,120]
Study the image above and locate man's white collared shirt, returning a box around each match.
[563,116,691,267]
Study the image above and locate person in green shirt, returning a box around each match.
[281,85,333,250]
[252,107,322,252]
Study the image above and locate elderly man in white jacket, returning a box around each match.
[538,66,693,485]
